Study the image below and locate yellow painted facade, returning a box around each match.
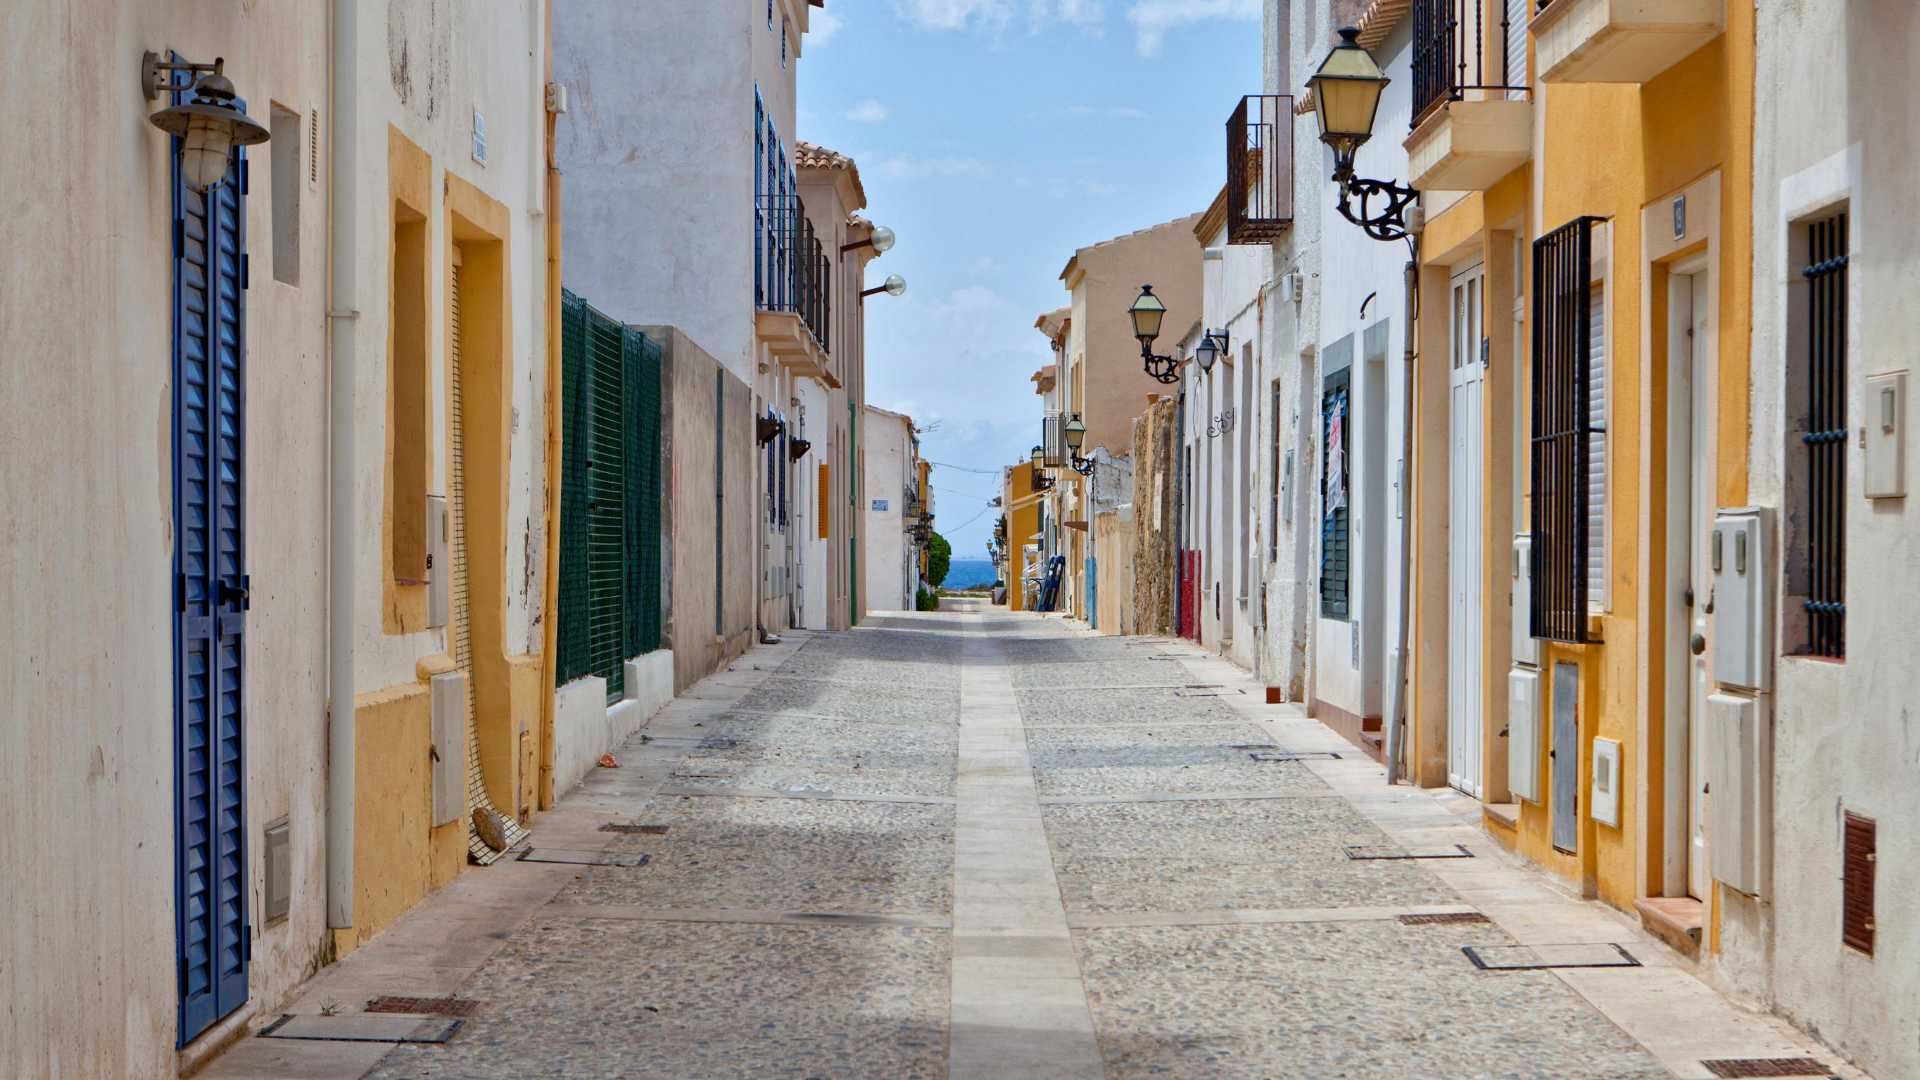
[1003,465,1042,612]
[1409,1,1754,929]
[341,149,558,957]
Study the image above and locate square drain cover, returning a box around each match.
[1462,943,1641,970]
[260,1014,462,1043]
[517,848,650,867]
[1700,1060,1831,1078]
[365,996,481,1018]
[600,823,670,835]
[1344,844,1472,860]
[1398,912,1492,926]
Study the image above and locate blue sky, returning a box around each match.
[797,0,1265,563]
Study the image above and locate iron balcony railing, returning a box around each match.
[755,193,832,353]
[1226,94,1294,244]
[1529,216,1602,644]
[1412,0,1530,127]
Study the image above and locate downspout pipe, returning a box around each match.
[325,0,360,930]
[536,0,563,810]
[1384,255,1418,785]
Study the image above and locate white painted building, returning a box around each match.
[1718,4,1920,1075]
[1291,2,1414,764]
[2,1,555,1070]
[862,406,919,611]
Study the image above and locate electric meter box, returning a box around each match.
[1711,508,1772,693]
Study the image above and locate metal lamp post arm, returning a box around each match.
[1337,174,1419,244]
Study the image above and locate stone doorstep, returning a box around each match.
[1634,896,1705,958]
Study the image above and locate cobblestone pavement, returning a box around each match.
[210,602,1864,1080]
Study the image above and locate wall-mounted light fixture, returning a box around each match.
[1194,328,1231,375]
[1128,285,1180,385]
[788,437,812,461]
[861,273,908,299]
[143,52,271,192]
[1029,445,1055,492]
[1307,28,1418,244]
[756,413,784,445]
[1064,412,1095,476]
[841,225,896,255]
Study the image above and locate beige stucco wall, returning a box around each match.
[651,326,758,692]
[0,4,331,1071]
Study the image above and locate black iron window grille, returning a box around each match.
[1227,94,1295,245]
[1530,216,1603,643]
[1412,0,1531,127]
[1798,211,1849,658]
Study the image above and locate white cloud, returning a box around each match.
[847,99,891,124]
[874,154,992,180]
[893,0,1016,31]
[1125,0,1260,56]
[1030,0,1104,27]
[808,7,844,44]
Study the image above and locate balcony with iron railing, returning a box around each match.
[1226,95,1295,245]
[755,192,837,383]
[1531,0,1723,85]
[1404,0,1533,192]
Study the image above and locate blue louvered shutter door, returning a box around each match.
[172,86,250,1046]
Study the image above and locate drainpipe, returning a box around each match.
[536,0,563,809]
[1384,257,1418,786]
[325,0,361,930]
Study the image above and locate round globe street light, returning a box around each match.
[842,224,896,255]
[1307,28,1418,244]
[861,273,908,298]
[1128,285,1180,384]
[143,53,271,193]
[1063,412,1094,476]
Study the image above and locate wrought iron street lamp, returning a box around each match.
[143,53,271,192]
[1128,285,1180,384]
[1063,412,1094,476]
[1029,445,1055,492]
[1307,28,1418,244]
[1194,328,1230,374]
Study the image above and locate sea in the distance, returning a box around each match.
[942,558,998,589]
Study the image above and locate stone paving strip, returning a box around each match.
[948,608,1107,1080]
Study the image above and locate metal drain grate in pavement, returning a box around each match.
[1345,843,1472,860]
[1700,1059,1832,1078]
[365,996,482,1018]
[259,1014,463,1043]
[1230,744,1279,751]
[517,848,651,867]
[1461,943,1642,971]
[1251,750,1341,762]
[600,823,670,835]
[1397,912,1492,926]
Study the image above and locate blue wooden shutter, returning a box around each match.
[172,79,250,1046]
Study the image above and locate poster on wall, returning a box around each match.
[1324,388,1348,515]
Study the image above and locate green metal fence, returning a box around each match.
[558,290,663,701]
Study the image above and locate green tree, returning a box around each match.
[927,531,952,588]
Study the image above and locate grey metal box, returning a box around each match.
[264,817,291,923]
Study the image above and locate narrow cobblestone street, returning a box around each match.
[209,603,1856,1079]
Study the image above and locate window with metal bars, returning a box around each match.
[1530,216,1604,643]
[557,292,664,702]
[1321,365,1351,621]
[1782,210,1848,659]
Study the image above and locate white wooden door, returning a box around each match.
[1448,266,1486,797]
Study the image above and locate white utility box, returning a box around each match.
[1508,667,1541,803]
[1512,534,1537,667]
[429,671,469,827]
[1591,737,1622,827]
[1711,508,1772,693]
[1865,369,1907,499]
[1707,690,1771,897]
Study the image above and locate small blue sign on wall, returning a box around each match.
[872,499,889,511]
